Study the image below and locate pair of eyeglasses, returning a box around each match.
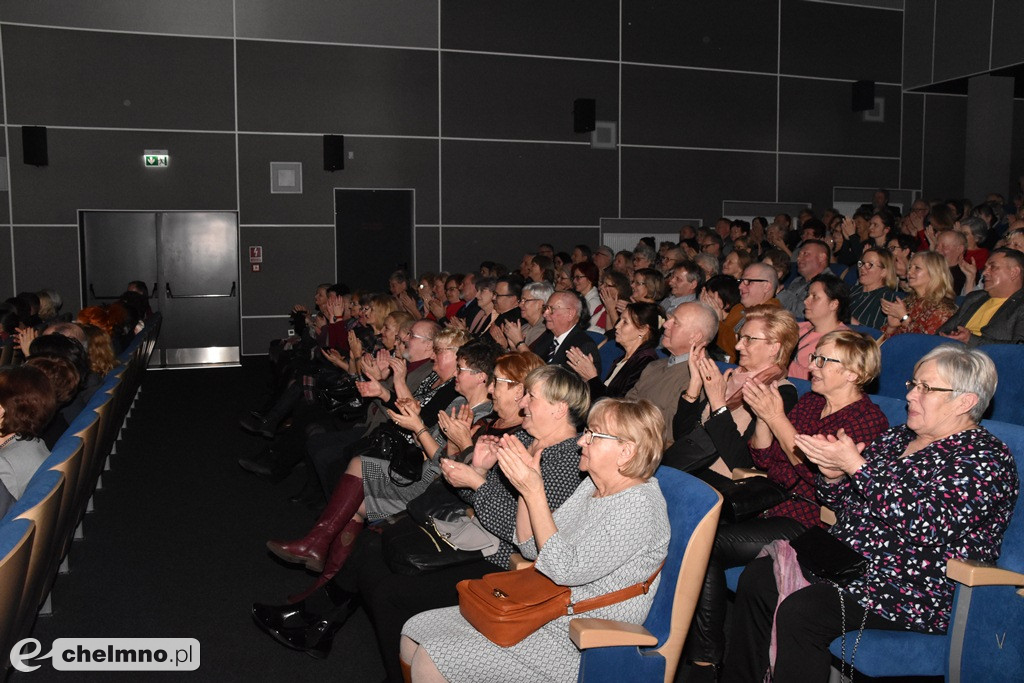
[631,281,646,288]
[519,298,542,304]
[493,376,517,385]
[808,353,842,368]
[571,275,588,281]
[457,366,481,375]
[434,346,455,354]
[737,334,767,344]
[494,292,517,298]
[408,333,433,342]
[905,379,959,394]
[581,428,626,445]
[857,261,879,270]
[738,278,768,285]
[543,305,570,313]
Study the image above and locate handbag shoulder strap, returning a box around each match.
[568,560,665,615]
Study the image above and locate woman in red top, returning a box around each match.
[682,330,888,676]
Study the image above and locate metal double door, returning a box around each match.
[82,211,239,367]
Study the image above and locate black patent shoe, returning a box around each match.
[251,600,317,631]
[252,597,360,658]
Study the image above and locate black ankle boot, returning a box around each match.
[251,593,359,657]
[251,600,317,631]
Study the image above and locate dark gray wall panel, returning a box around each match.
[237,0,437,47]
[922,95,966,199]
[0,0,233,36]
[416,224,441,275]
[9,130,237,224]
[441,141,616,226]
[236,41,438,135]
[903,0,935,89]
[442,53,618,141]
[900,93,925,191]
[779,78,901,157]
[622,66,776,150]
[1007,101,1024,201]
[12,225,81,312]
[3,26,235,130]
[933,1,992,84]
[780,0,901,82]
[992,0,1024,70]
[242,316,291,356]
[238,135,439,225]
[239,225,335,316]
[441,226,600,275]
[623,0,777,73]
[0,225,12,300]
[620,148,776,226]
[442,0,617,60]
[778,155,899,215]
[0,192,9,224]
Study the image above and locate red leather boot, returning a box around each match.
[266,473,363,572]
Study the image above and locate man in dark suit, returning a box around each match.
[939,248,1024,346]
[529,291,601,378]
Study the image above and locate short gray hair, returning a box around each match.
[960,216,989,243]
[550,290,582,321]
[522,281,554,302]
[747,261,779,291]
[694,253,720,276]
[633,243,656,262]
[677,301,719,346]
[915,345,997,422]
[524,365,591,426]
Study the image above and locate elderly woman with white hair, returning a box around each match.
[501,281,553,352]
[722,345,1019,682]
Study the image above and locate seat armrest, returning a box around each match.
[947,558,1024,589]
[508,553,534,570]
[732,468,767,480]
[569,618,658,649]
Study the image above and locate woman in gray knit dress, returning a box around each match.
[401,398,670,682]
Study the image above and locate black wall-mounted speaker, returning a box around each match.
[22,126,48,166]
[324,134,345,171]
[851,81,875,112]
[573,98,596,133]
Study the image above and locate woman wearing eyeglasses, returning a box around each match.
[680,329,888,680]
[879,250,957,342]
[788,273,850,381]
[566,302,663,400]
[570,261,606,332]
[848,247,901,330]
[723,345,1017,682]
[401,397,668,683]
[629,267,665,305]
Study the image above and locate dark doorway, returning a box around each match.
[81,211,240,367]
[334,189,414,289]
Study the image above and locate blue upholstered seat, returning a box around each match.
[574,467,722,683]
[875,334,961,399]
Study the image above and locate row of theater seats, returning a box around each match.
[593,330,1024,425]
[0,314,161,666]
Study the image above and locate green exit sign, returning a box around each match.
[143,150,169,167]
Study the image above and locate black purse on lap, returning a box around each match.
[790,526,868,585]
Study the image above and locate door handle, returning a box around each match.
[165,281,237,299]
[89,284,122,300]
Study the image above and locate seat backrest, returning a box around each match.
[978,419,1024,572]
[11,470,65,615]
[640,466,722,682]
[868,394,906,429]
[42,436,85,555]
[0,519,35,665]
[876,334,961,398]
[70,411,101,513]
[598,340,625,381]
[976,345,1024,425]
[849,323,882,340]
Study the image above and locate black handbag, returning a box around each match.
[790,526,868,586]
[371,425,424,486]
[713,476,791,524]
[380,512,484,575]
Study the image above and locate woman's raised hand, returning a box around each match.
[495,433,543,496]
[565,346,598,381]
[794,429,866,478]
[472,434,501,470]
[742,379,785,422]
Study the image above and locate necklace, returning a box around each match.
[0,434,15,449]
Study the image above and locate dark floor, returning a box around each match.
[15,358,385,682]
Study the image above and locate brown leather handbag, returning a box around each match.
[456,561,664,647]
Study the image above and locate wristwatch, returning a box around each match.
[899,314,910,324]
[710,405,729,418]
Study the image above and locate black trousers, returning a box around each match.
[720,556,911,683]
[683,516,806,664]
[333,529,497,683]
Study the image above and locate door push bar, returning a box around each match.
[165,281,237,299]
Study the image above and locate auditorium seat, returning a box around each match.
[0,519,34,664]
[875,334,960,398]
[977,344,1024,425]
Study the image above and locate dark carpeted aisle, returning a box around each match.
[16,359,385,682]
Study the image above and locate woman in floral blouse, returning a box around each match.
[722,345,1019,682]
[878,250,957,341]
